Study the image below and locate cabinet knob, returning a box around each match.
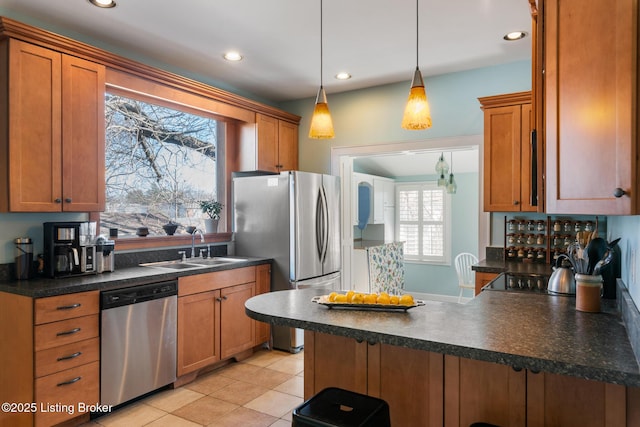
[613,188,627,198]
[513,200,520,205]
[64,198,72,203]
[54,198,62,203]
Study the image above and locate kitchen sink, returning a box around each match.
[139,260,205,270]
[140,257,248,270]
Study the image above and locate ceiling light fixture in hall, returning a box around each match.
[88,0,116,8]
[435,152,449,187]
[223,51,243,61]
[446,152,457,194]
[401,0,432,130]
[308,0,335,139]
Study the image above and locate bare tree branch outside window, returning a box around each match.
[102,94,219,236]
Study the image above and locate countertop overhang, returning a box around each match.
[245,287,640,388]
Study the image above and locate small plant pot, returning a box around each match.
[162,223,178,235]
[204,218,219,233]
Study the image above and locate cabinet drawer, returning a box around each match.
[34,314,99,351]
[35,337,99,378]
[179,266,256,296]
[35,361,99,427]
[34,291,99,324]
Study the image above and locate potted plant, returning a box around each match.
[199,200,223,233]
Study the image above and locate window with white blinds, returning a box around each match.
[397,182,451,264]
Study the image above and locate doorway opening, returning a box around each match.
[330,135,488,297]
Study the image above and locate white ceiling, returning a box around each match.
[354,148,479,178]
[0,0,532,102]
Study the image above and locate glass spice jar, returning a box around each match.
[536,234,545,245]
[527,220,535,231]
[574,221,582,232]
[537,220,546,232]
[553,220,562,232]
[508,219,517,231]
[563,220,573,232]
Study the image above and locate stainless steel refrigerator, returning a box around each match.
[233,171,341,352]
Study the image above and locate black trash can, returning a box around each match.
[292,387,390,427]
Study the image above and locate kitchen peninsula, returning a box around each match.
[245,287,640,426]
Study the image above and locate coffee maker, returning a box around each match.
[44,222,96,278]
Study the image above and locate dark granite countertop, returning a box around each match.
[0,257,271,298]
[472,259,554,276]
[245,287,640,388]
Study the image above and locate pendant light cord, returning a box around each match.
[320,0,324,87]
[415,0,419,68]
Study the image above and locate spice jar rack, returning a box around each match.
[504,216,603,264]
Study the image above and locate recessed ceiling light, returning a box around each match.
[335,72,352,80]
[223,51,243,62]
[88,0,116,8]
[503,31,527,41]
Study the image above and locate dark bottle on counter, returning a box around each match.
[14,237,33,280]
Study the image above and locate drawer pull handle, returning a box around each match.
[57,376,81,387]
[56,327,81,336]
[57,352,82,361]
[57,303,81,310]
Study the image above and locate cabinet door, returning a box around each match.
[256,113,278,172]
[278,120,298,171]
[444,355,526,427]
[6,39,62,212]
[369,344,443,427]
[544,0,637,214]
[220,282,255,359]
[61,55,105,212]
[527,371,627,427]
[303,331,368,399]
[255,264,271,346]
[177,290,220,376]
[483,104,523,212]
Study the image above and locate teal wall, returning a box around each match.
[398,173,479,296]
[281,60,532,174]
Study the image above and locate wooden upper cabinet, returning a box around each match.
[480,92,540,212]
[248,113,298,173]
[543,0,638,214]
[277,119,299,172]
[0,38,105,212]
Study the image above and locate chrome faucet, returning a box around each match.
[191,228,205,258]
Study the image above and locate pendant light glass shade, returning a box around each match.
[446,173,457,194]
[435,152,449,174]
[309,86,335,139]
[402,67,432,130]
[401,0,432,130]
[309,0,335,139]
[437,172,447,187]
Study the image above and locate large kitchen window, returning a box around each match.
[101,92,224,237]
[396,182,451,264]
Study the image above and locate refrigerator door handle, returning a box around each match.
[316,186,329,263]
[315,190,324,262]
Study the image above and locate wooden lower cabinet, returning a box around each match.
[306,332,640,427]
[0,290,99,427]
[304,331,444,427]
[475,272,499,295]
[254,263,271,346]
[177,264,270,378]
[177,290,220,376]
[444,355,525,427]
[527,371,639,427]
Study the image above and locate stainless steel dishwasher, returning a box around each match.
[100,281,177,406]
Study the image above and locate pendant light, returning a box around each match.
[308,0,335,139]
[401,0,432,130]
[446,152,457,194]
[436,152,448,186]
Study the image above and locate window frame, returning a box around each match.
[395,181,452,265]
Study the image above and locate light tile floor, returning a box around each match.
[83,349,304,427]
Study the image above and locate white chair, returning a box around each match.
[454,253,479,303]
